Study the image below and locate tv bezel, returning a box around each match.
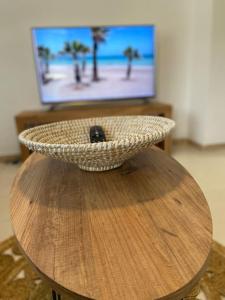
[31,24,156,105]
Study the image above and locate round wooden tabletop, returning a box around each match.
[10,148,212,300]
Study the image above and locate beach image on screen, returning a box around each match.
[32,25,155,103]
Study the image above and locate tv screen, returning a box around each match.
[32,25,155,104]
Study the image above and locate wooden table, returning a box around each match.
[10,148,212,300]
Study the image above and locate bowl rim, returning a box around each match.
[18,116,175,151]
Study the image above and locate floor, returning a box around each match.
[0,161,19,240]
[0,143,225,245]
[173,143,225,245]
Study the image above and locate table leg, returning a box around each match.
[52,290,57,300]
[52,290,61,300]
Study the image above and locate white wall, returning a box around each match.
[0,0,192,155]
[186,0,213,144]
[204,0,225,145]
[186,0,225,146]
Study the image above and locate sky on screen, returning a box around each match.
[33,25,155,57]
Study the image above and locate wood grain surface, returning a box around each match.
[10,148,212,300]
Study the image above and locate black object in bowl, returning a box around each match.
[90,126,106,143]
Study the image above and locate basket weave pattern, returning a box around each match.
[19,116,175,171]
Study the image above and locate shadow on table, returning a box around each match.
[15,148,188,211]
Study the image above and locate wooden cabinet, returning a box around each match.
[15,101,172,161]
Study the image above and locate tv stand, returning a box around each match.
[48,104,58,111]
[143,97,150,103]
[15,101,172,161]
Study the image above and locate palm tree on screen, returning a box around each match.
[64,41,83,84]
[123,47,140,79]
[80,45,90,74]
[38,46,53,83]
[91,27,108,81]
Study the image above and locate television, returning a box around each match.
[32,25,155,104]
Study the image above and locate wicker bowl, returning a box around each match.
[19,116,175,171]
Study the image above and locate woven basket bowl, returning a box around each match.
[19,116,175,171]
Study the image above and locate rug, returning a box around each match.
[0,237,225,300]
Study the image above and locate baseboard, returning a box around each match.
[173,138,191,146]
[174,139,225,149]
[0,154,20,163]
